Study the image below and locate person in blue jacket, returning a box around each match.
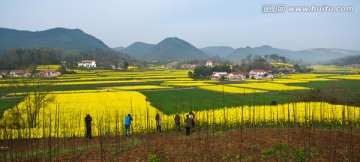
[124,114,133,136]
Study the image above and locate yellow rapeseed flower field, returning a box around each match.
[329,75,360,80]
[198,85,267,94]
[1,90,359,139]
[1,69,360,140]
[162,81,215,87]
[1,91,164,138]
[269,79,309,84]
[36,64,61,70]
[280,73,335,79]
[228,82,309,91]
[107,85,172,91]
[190,102,360,127]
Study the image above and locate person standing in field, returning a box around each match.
[85,114,92,139]
[189,111,195,128]
[124,114,133,137]
[155,113,161,133]
[174,113,181,131]
[185,114,192,135]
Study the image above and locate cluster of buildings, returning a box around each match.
[0,69,61,79]
[211,69,276,81]
[164,60,214,69]
[0,60,97,79]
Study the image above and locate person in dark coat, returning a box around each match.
[85,114,92,139]
[155,113,161,133]
[185,114,192,135]
[174,113,181,131]
[189,111,195,128]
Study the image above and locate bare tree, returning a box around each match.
[3,77,56,128]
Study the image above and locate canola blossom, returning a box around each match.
[228,83,309,91]
[1,68,360,139]
[280,74,335,79]
[269,79,309,84]
[36,64,61,70]
[106,85,172,91]
[329,75,360,80]
[52,80,147,85]
[299,78,336,82]
[192,102,360,127]
[162,81,214,87]
[1,91,162,138]
[1,99,359,139]
[310,65,360,73]
[198,85,267,94]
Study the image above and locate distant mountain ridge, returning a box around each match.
[144,37,208,61]
[201,46,234,58]
[323,54,360,66]
[121,42,155,59]
[226,45,360,64]
[0,27,109,52]
[2,27,358,63]
[112,46,125,52]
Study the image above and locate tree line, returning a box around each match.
[0,47,137,70]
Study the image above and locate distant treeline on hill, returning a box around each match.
[323,54,360,66]
[0,47,135,70]
[0,27,109,52]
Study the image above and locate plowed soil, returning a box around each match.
[1,128,359,161]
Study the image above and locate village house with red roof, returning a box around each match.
[211,71,247,81]
[9,70,32,78]
[227,72,247,81]
[249,69,274,79]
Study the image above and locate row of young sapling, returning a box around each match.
[0,96,359,161]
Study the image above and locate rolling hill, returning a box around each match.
[226,45,360,64]
[3,27,357,63]
[0,27,109,52]
[121,42,154,59]
[112,46,125,52]
[144,37,209,61]
[323,54,360,65]
[201,46,234,58]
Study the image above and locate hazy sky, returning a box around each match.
[1,0,359,50]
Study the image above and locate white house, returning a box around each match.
[266,74,274,79]
[78,60,96,68]
[41,69,62,77]
[0,70,9,79]
[228,72,247,80]
[249,69,266,79]
[211,72,227,80]
[9,70,32,77]
[205,60,213,67]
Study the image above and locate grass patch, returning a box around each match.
[141,88,293,114]
[287,80,360,89]
[287,80,360,106]
[0,97,24,114]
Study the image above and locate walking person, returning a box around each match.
[185,114,192,135]
[85,114,92,139]
[124,114,133,137]
[174,113,181,131]
[155,113,161,133]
